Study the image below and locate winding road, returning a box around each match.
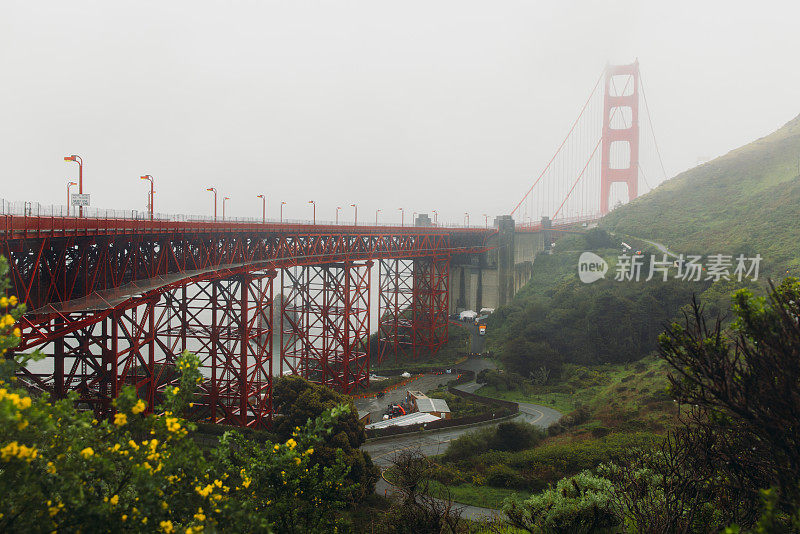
[360,343,562,520]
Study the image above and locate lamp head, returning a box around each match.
[63,155,76,162]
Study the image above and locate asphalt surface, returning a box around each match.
[360,352,563,520]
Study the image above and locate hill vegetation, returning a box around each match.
[603,113,800,278]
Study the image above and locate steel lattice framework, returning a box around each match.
[377,259,415,364]
[280,262,371,394]
[2,215,492,428]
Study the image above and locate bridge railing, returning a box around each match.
[0,198,494,231]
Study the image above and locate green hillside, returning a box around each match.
[603,113,800,277]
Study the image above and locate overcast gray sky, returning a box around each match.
[2,1,798,225]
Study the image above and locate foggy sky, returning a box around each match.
[2,1,798,225]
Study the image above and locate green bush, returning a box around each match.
[485,464,528,489]
[490,422,545,452]
[0,351,355,533]
[503,470,621,533]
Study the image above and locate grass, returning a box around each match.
[427,480,523,510]
[474,387,578,415]
[476,355,674,431]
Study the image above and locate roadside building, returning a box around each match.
[405,390,451,419]
[364,411,440,430]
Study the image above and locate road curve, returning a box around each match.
[360,355,562,520]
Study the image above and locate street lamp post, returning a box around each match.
[350,203,357,226]
[206,188,218,221]
[280,201,286,222]
[257,194,266,223]
[398,207,404,227]
[223,197,230,221]
[432,210,438,225]
[375,209,381,225]
[66,181,77,216]
[335,206,341,225]
[464,212,470,226]
[63,155,83,217]
[483,213,489,229]
[140,175,154,220]
[308,200,316,224]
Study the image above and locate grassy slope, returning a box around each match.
[477,355,674,432]
[602,113,800,277]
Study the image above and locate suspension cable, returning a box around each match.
[510,69,604,216]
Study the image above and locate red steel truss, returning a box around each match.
[412,256,450,358]
[2,216,491,427]
[377,256,450,363]
[280,262,371,394]
[377,259,415,364]
[154,272,274,428]
[15,297,158,420]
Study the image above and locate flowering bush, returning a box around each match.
[0,258,354,533]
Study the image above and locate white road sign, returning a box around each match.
[71,193,90,207]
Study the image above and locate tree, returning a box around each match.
[385,448,464,534]
[658,277,800,522]
[272,375,379,503]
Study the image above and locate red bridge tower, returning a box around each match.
[600,60,640,214]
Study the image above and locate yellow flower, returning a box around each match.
[172,386,179,395]
[304,448,314,456]
[285,438,297,450]
[273,444,280,452]
[47,461,56,474]
[113,413,128,427]
[159,520,173,533]
[294,457,301,466]
[164,417,181,433]
[0,297,8,307]
[194,508,206,521]
[48,501,64,517]
[110,494,119,506]
[131,399,146,415]
[12,328,20,338]
[9,296,17,306]
[80,447,94,458]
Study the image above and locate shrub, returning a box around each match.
[485,464,528,489]
[558,405,591,429]
[490,422,545,452]
[503,470,621,533]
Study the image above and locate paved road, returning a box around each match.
[361,356,562,520]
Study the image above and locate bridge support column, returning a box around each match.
[154,272,274,428]
[14,298,157,421]
[412,256,450,358]
[378,259,414,364]
[280,262,371,394]
[377,256,450,362]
